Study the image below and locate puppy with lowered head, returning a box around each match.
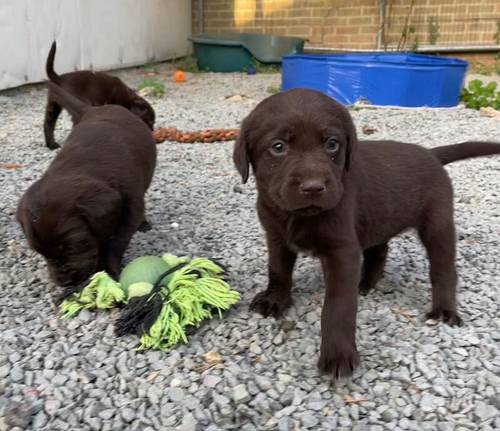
[44,41,156,149]
[18,82,156,297]
[234,88,500,378]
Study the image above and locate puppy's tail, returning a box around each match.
[46,41,60,83]
[432,141,500,165]
[47,82,88,124]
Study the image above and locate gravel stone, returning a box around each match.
[0,365,10,379]
[86,417,101,430]
[420,394,437,413]
[300,413,320,429]
[98,409,115,420]
[474,401,499,421]
[44,399,61,416]
[32,411,48,428]
[278,416,295,431]
[381,408,399,422]
[249,342,262,355]
[255,376,273,391]
[121,408,136,423]
[489,395,500,411]
[280,390,294,406]
[273,332,284,345]
[203,375,221,388]
[178,413,197,431]
[437,422,455,431]
[9,366,24,382]
[307,399,327,411]
[233,384,251,404]
[168,387,185,403]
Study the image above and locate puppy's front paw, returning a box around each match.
[250,289,292,318]
[426,308,463,327]
[318,343,360,379]
[46,142,60,150]
[104,259,121,281]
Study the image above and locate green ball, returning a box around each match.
[119,256,173,295]
[127,282,154,299]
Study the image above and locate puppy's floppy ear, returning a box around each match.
[16,193,30,234]
[343,110,358,172]
[78,183,122,238]
[130,99,155,130]
[130,103,147,116]
[16,182,42,232]
[233,119,251,184]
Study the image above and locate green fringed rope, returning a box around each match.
[136,256,239,350]
[60,271,125,319]
[58,254,239,351]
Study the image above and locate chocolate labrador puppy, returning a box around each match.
[44,41,155,149]
[18,81,156,296]
[234,88,500,378]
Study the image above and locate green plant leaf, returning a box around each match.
[468,79,483,93]
[486,81,498,92]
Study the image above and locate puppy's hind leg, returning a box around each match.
[359,243,388,295]
[44,101,62,150]
[418,209,462,326]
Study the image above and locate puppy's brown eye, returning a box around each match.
[270,141,287,155]
[325,138,340,153]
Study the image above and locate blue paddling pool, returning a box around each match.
[281,53,468,107]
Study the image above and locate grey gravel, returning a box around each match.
[32,411,48,428]
[121,407,136,423]
[9,366,23,383]
[203,374,222,388]
[300,413,320,428]
[1,66,499,430]
[278,416,295,431]
[233,384,251,404]
[168,387,185,403]
[381,408,399,422]
[474,401,499,421]
[178,413,197,431]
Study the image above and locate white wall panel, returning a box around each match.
[0,0,192,90]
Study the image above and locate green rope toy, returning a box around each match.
[59,253,240,350]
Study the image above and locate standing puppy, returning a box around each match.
[18,82,156,297]
[44,41,155,149]
[234,88,500,378]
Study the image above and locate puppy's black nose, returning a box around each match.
[300,180,326,194]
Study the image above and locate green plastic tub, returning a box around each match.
[189,32,305,72]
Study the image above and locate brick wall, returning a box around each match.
[192,0,500,50]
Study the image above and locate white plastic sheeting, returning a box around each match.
[0,0,192,90]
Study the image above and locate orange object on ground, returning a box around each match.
[172,70,186,83]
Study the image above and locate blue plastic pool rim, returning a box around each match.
[283,52,468,68]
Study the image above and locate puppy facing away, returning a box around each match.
[233,88,500,378]
[44,41,156,149]
[18,81,156,297]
